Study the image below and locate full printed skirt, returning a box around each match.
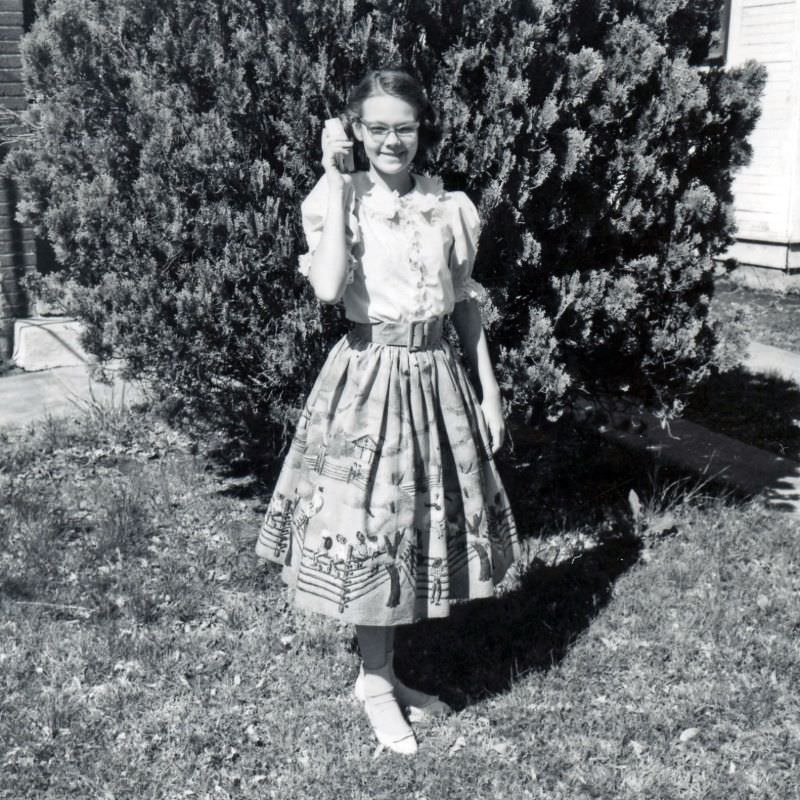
[256,330,521,625]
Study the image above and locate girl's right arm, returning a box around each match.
[305,129,353,304]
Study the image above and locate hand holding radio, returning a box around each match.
[322,118,354,188]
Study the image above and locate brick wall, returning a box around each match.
[0,0,34,360]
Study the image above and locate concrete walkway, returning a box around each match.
[745,340,800,385]
[0,364,148,429]
[569,340,800,514]
[586,403,800,514]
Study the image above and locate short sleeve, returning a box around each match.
[448,191,487,303]
[297,175,360,284]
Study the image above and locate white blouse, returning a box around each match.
[297,171,487,323]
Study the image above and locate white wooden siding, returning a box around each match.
[726,0,800,246]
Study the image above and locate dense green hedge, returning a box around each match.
[5,0,764,467]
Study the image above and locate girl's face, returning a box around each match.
[354,94,419,176]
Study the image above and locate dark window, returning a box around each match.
[706,0,733,65]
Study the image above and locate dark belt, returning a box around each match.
[350,318,444,352]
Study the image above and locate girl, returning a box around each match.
[256,68,520,755]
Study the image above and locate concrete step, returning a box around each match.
[608,411,800,514]
[572,391,800,516]
[11,317,91,371]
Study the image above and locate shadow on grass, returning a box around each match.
[244,372,800,706]
[395,533,641,710]
[392,369,800,708]
[389,421,700,710]
[685,366,800,461]
[499,419,707,534]
[682,366,800,511]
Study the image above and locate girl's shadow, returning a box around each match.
[367,420,664,709]
[390,360,800,707]
[392,533,641,710]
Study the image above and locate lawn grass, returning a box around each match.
[679,278,800,461]
[712,277,800,353]
[1,405,798,800]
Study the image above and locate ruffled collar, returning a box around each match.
[355,172,445,221]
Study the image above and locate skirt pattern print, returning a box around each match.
[256,331,521,626]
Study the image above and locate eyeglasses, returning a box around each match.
[357,119,421,142]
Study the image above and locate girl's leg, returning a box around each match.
[355,625,417,755]
[356,624,391,670]
[386,627,451,718]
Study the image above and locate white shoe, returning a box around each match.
[354,664,452,721]
[356,664,418,756]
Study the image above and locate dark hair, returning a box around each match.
[343,68,441,166]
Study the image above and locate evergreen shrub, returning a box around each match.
[5,0,764,468]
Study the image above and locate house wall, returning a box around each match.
[0,0,33,360]
[724,0,800,272]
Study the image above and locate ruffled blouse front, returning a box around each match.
[297,171,486,323]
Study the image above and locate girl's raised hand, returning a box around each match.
[321,126,353,192]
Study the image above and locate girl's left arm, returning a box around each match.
[450,299,505,453]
